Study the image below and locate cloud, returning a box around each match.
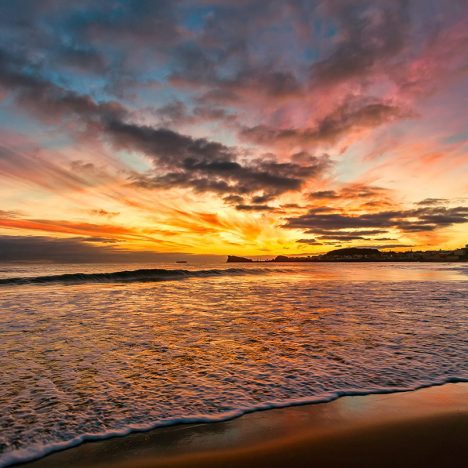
[296,238,322,245]
[0,140,105,192]
[311,0,411,86]
[235,204,276,212]
[311,229,389,236]
[356,244,415,250]
[0,235,221,263]
[153,101,238,127]
[240,98,411,147]
[110,119,328,194]
[308,190,339,199]
[0,48,127,134]
[339,185,389,199]
[89,209,120,218]
[0,0,184,93]
[0,213,146,241]
[167,3,308,103]
[0,209,20,218]
[308,185,389,201]
[131,151,330,201]
[416,198,448,206]
[285,205,468,235]
[317,234,370,241]
[0,48,330,203]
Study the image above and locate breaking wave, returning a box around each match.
[0,267,271,286]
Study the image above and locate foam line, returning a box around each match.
[2,376,467,468]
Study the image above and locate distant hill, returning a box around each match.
[324,247,382,257]
[227,255,253,263]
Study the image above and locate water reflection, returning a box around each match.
[0,263,466,466]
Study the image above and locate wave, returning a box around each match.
[0,267,272,286]
[1,376,467,468]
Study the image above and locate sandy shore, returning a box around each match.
[22,382,468,468]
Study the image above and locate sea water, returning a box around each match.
[0,262,467,466]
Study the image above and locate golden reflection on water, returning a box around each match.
[0,263,466,465]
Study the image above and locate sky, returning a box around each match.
[0,0,467,262]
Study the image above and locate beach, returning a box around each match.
[22,382,468,467]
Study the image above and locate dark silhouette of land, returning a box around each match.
[227,245,468,263]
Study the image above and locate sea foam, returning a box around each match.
[0,264,466,467]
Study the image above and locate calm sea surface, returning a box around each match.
[0,262,467,466]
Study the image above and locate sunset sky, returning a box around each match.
[0,0,467,262]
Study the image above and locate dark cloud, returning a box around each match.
[296,238,322,245]
[416,198,448,206]
[154,101,238,127]
[285,206,468,234]
[235,204,275,212]
[281,203,303,209]
[117,122,331,198]
[339,185,389,199]
[308,185,388,201]
[311,0,410,85]
[166,0,414,110]
[76,0,182,47]
[356,244,414,250]
[81,236,118,244]
[0,48,329,203]
[251,194,275,204]
[168,2,307,102]
[317,234,369,241]
[0,0,462,109]
[173,62,302,103]
[287,210,396,230]
[308,190,339,199]
[309,228,389,236]
[0,0,184,93]
[406,206,468,227]
[155,101,191,126]
[222,194,244,205]
[105,119,330,197]
[240,98,410,147]
[0,48,126,126]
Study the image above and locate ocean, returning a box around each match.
[0,262,467,467]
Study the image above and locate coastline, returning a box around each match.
[20,382,468,468]
[226,246,468,263]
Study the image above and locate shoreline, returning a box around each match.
[19,382,468,468]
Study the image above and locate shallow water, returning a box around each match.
[0,262,467,466]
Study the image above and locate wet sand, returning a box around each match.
[23,382,468,468]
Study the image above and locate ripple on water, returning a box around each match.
[0,265,467,467]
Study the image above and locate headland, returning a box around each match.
[227,245,468,262]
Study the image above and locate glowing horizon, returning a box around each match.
[0,1,467,262]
